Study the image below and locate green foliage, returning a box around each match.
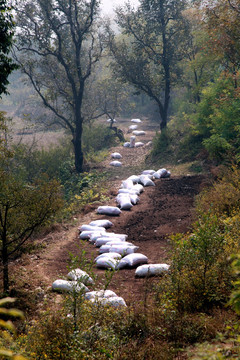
[0,0,18,96]
[229,254,240,315]
[83,124,119,154]
[168,211,235,312]
[0,298,26,360]
[191,74,240,162]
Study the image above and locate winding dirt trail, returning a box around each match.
[10,119,206,313]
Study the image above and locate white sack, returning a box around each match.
[153,172,161,179]
[111,152,122,159]
[123,142,130,147]
[89,232,106,244]
[99,242,135,254]
[157,168,168,177]
[107,118,116,123]
[79,225,106,232]
[67,269,94,285]
[118,188,139,196]
[131,118,142,123]
[116,253,148,269]
[132,130,146,136]
[95,257,118,270]
[129,194,140,205]
[109,244,139,255]
[110,161,122,167]
[139,175,155,187]
[135,142,144,148]
[95,252,122,262]
[52,280,89,293]
[85,290,117,300]
[79,230,105,240]
[133,184,144,193]
[121,179,134,189]
[135,264,170,277]
[129,124,138,130]
[89,219,113,228]
[116,194,133,210]
[95,233,128,241]
[126,175,141,184]
[130,136,136,148]
[97,206,121,216]
[95,236,127,247]
[93,296,127,307]
[142,170,156,175]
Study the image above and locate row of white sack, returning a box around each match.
[78,223,170,275]
[52,273,127,308]
[115,168,171,210]
[94,169,171,214]
[123,135,144,149]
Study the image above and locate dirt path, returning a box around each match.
[11,119,206,313]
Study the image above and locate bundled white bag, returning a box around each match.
[79,230,105,240]
[116,194,133,210]
[129,124,138,130]
[133,184,144,193]
[52,280,89,293]
[89,232,106,244]
[111,152,122,159]
[89,219,113,228]
[126,175,140,184]
[139,175,155,187]
[85,289,118,300]
[107,118,116,123]
[132,130,146,136]
[99,233,128,241]
[110,161,122,167]
[121,179,134,189]
[95,252,122,262]
[109,244,139,255]
[135,142,144,147]
[97,206,121,216]
[131,118,142,123]
[67,269,94,285]
[129,194,140,205]
[135,264,170,277]
[118,188,139,196]
[130,136,136,148]
[142,170,156,175]
[95,257,118,270]
[99,242,135,254]
[79,225,106,232]
[116,253,148,269]
[153,172,161,179]
[94,296,127,307]
[123,142,130,147]
[157,168,168,177]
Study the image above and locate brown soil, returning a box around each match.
[9,119,206,313]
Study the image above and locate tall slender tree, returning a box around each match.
[108,0,189,130]
[15,0,103,173]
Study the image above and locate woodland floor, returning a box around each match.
[9,118,208,315]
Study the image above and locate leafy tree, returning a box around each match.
[202,0,240,85]
[0,170,63,293]
[15,0,103,173]
[0,0,18,97]
[107,0,189,130]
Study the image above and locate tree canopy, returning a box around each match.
[0,0,18,96]
[15,0,103,173]
[107,0,189,130]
